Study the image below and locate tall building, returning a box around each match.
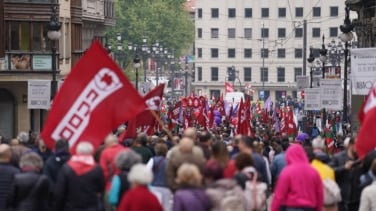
[0,0,115,138]
[193,0,346,100]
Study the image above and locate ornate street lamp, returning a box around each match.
[319,35,328,79]
[307,47,315,88]
[47,4,61,98]
[133,55,141,90]
[339,5,354,123]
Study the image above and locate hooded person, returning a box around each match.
[271,144,323,211]
[43,139,70,184]
[55,142,105,211]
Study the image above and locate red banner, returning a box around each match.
[119,84,165,140]
[356,84,376,159]
[41,41,146,152]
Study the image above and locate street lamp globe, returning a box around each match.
[319,55,327,63]
[47,6,61,41]
[116,33,122,42]
[339,32,354,42]
[133,55,141,68]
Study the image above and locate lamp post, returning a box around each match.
[319,35,328,130]
[116,33,123,68]
[47,4,61,98]
[307,47,315,88]
[327,40,344,67]
[133,55,141,90]
[319,35,328,79]
[339,5,354,123]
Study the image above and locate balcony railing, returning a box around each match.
[0,51,59,72]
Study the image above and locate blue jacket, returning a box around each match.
[252,153,269,184]
[271,152,286,180]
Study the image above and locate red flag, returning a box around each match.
[41,41,146,152]
[356,84,376,159]
[225,82,235,93]
[119,84,165,140]
[237,99,252,136]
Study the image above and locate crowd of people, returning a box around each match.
[0,127,376,211]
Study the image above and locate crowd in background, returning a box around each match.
[0,126,375,211]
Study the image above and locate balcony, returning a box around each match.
[0,51,59,73]
[82,0,105,22]
[104,0,115,26]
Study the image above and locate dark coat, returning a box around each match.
[329,151,362,207]
[55,164,105,211]
[0,163,19,210]
[43,152,70,184]
[7,172,51,211]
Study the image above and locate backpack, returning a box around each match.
[244,172,268,211]
[323,179,342,205]
[206,179,245,211]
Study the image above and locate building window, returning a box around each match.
[261,8,269,18]
[261,67,269,82]
[295,28,303,37]
[197,28,202,38]
[330,7,339,17]
[197,8,202,18]
[330,27,338,37]
[244,67,252,81]
[211,8,219,18]
[278,28,286,38]
[228,8,236,18]
[276,90,286,101]
[211,28,219,38]
[244,48,252,58]
[277,48,286,58]
[278,8,286,17]
[296,7,303,17]
[228,48,236,58]
[228,28,236,39]
[261,48,269,58]
[295,48,303,58]
[313,7,321,17]
[277,67,285,82]
[197,48,202,58]
[245,8,252,18]
[210,90,221,99]
[294,67,302,81]
[211,48,219,58]
[9,22,50,51]
[197,67,202,81]
[244,28,252,39]
[312,28,321,37]
[261,28,269,38]
[211,67,219,81]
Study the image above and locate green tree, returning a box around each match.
[108,0,194,67]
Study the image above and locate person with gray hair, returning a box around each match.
[0,144,19,210]
[55,141,105,211]
[17,132,29,145]
[117,164,163,211]
[108,150,142,208]
[7,152,51,211]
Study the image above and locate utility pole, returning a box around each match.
[262,23,265,100]
[303,20,307,76]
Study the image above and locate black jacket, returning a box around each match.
[43,152,70,184]
[329,151,362,205]
[7,172,50,211]
[0,163,19,210]
[55,164,105,211]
